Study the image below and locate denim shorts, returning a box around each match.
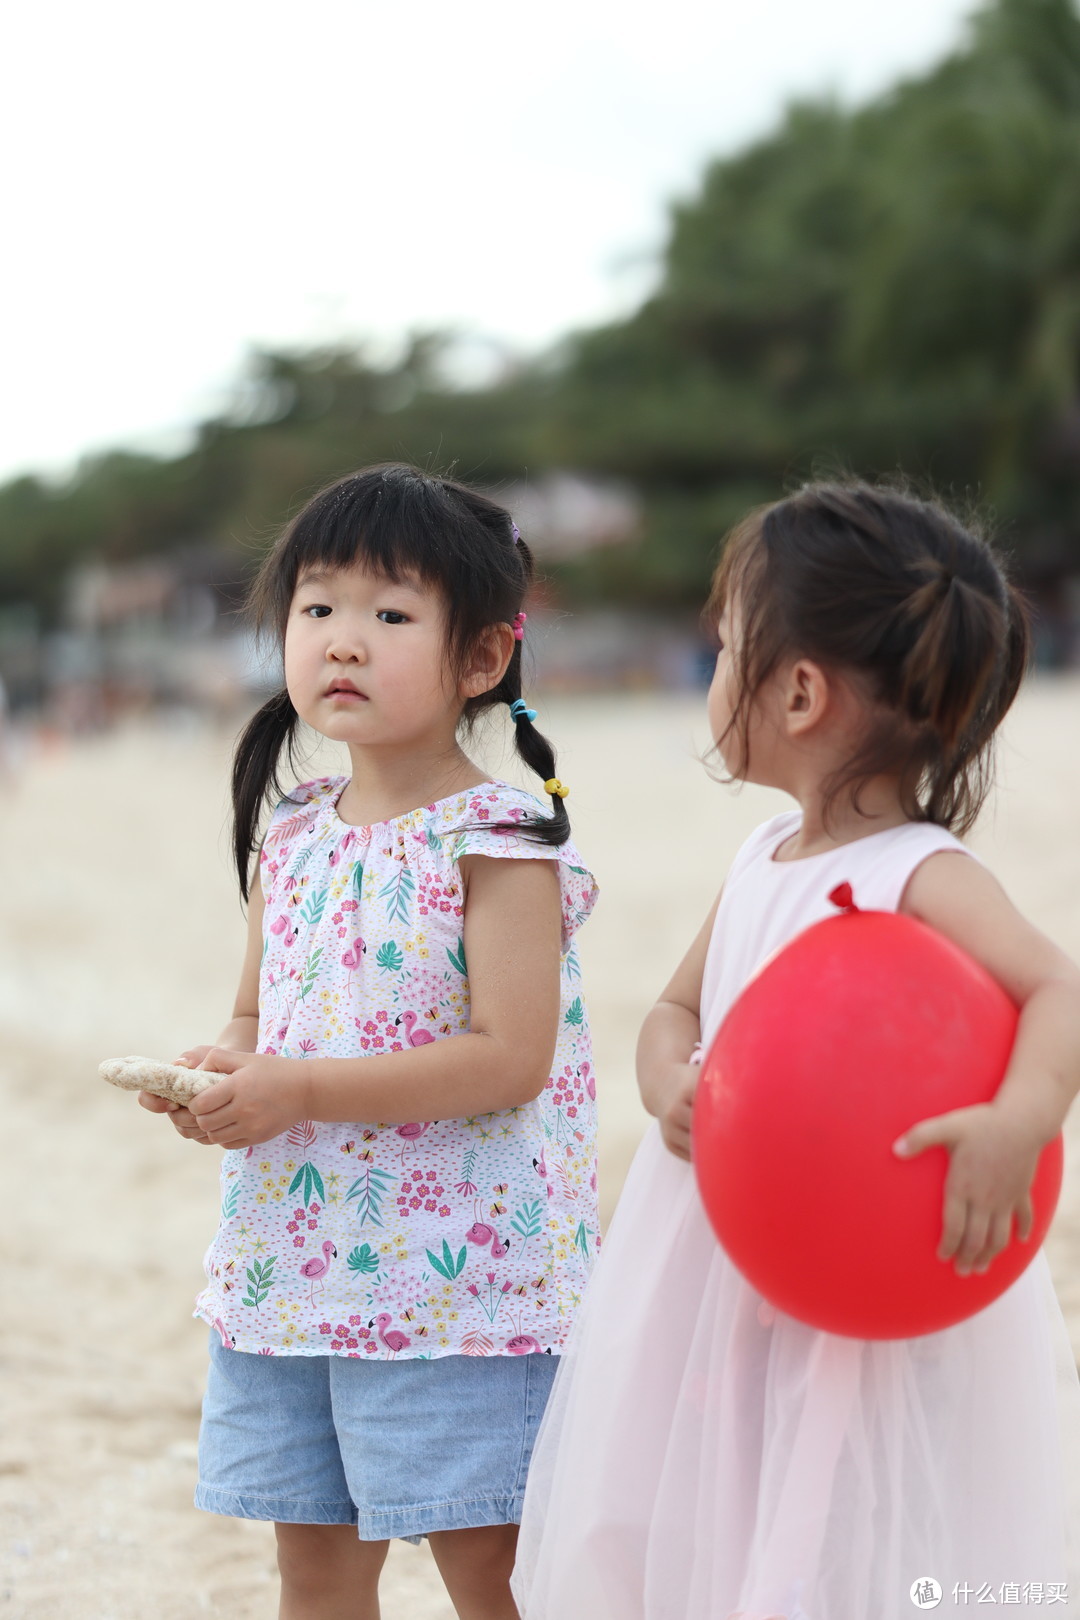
[195,1336,559,1541]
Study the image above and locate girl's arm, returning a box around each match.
[637,894,720,1161]
[137,866,265,1142]
[896,851,1080,1274]
[188,856,563,1148]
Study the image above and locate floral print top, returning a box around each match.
[194,776,600,1359]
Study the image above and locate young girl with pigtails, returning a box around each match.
[513,483,1080,1620]
[137,464,598,1620]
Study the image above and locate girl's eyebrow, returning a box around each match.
[295,568,425,595]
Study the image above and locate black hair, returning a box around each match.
[705,480,1030,833]
[232,463,569,899]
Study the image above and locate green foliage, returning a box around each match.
[288,1161,326,1206]
[376,940,404,973]
[425,1239,468,1280]
[345,1163,394,1227]
[446,937,467,976]
[242,1255,277,1310]
[511,1200,543,1244]
[2,0,1078,624]
[347,1243,380,1276]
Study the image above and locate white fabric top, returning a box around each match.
[700,809,974,1050]
[195,776,599,1360]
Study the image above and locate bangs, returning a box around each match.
[250,464,524,650]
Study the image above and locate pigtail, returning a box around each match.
[232,687,302,903]
[495,640,572,848]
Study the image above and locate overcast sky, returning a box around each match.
[3,0,978,484]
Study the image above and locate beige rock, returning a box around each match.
[99,1055,220,1106]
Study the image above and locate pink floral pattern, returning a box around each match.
[195,777,599,1358]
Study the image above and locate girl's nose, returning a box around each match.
[326,635,367,664]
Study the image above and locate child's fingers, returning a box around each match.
[937,1189,969,1261]
[893,1110,962,1159]
[1017,1194,1035,1243]
[970,1210,1015,1273]
[952,1208,992,1276]
[137,1090,178,1114]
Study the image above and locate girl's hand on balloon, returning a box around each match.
[189,1050,310,1149]
[660,1064,702,1162]
[894,1102,1041,1276]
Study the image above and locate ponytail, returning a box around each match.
[900,564,1006,751]
[232,688,302,902]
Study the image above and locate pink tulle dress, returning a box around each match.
[513,813,1080,1619]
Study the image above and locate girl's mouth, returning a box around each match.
[325,683,368,701]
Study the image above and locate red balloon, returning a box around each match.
[691,889,1063,1338]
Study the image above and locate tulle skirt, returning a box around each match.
[513,1125,1080,1620]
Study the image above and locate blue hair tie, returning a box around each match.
[509,699,537,723]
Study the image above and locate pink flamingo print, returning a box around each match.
[370,1313,412,1358]
[270,913,298,947]
[505,1333,542,1354]
[466,1220,510,1259]
[395,1120,432,1161]
[299,1240,337,1304]
[396,1010,436,1047]
[212,1318,235,1349]
[532,1150,554,1199]
[341,935,366,969]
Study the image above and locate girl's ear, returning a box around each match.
[460,623,516,700]
[783,657,831,737]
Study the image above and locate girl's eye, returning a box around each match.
[302,604,332,619]
[377,610,410,625]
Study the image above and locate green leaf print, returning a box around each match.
[345,1163,395,1227]
[562,944,582,982]
[425,821,442,853]
[425,1240,468,1281]
[347,1243,380,1276]
[288,1162,326,1206]
[511,1200,543,1245]
[564,997,584,1028]
[376,940,404,973]
[242,1255,277,1310]
[221,1182,240,1221]
[353,862,364,901]
[299,946,324,1000]
[574,1221,591,1258]
[378,865,415,925]
[446,937,467,977]
[299,885,329,929]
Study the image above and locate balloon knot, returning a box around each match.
[828,882,858,913]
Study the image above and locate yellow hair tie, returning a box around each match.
[544,777,570,799]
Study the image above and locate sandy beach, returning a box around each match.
[2,681,1080,1618]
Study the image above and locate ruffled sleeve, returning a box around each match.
[437,782,599,952]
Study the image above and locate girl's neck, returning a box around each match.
[334,741,490,828]
[775,774,910,861]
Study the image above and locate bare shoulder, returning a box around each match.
[902,848,1078,1003]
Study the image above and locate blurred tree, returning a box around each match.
[0,0,1077,621]
[552,0,1080,600]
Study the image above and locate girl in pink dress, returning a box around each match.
[513,482,1080,1619]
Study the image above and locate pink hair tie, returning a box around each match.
[512,611,527,641]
